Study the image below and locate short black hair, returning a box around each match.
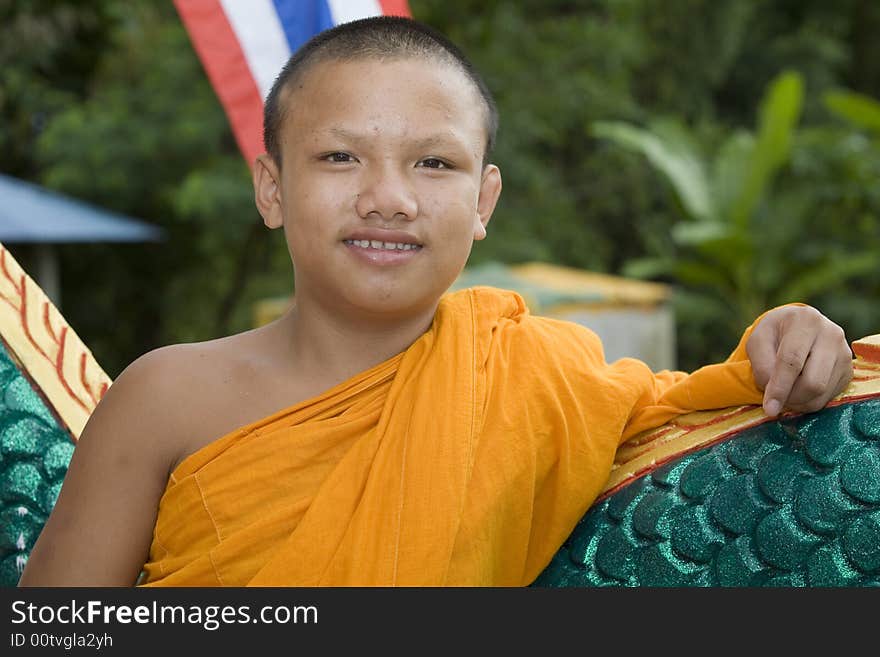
[262,15,498,168]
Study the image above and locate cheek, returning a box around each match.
[287,165,355,212]
[284,185,347,234]
[436,200,480,242]
[285,186,320,218]
[282,195,324,262]
[421,182,479,230]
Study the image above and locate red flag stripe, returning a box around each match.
[377,0,412,17]
[174,0,266,164]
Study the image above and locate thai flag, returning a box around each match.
[174,1,412,165]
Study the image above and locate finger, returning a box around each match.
[782,345,836,413]
[827,348,855,404]
[788,324,854,412]
[762,327,816,417]
[836,352,855,394]
[745,323,780,391]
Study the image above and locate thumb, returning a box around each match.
[761,383,784,418]
[746,322,780,392]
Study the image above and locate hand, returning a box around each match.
[746,305,853,417]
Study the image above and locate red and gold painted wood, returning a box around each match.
[603,333,880,500]
[0,242,111,440]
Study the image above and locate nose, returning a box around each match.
[355,162,418,221]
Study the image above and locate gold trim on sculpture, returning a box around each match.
[603,334,880,498]
[0,242,112,440]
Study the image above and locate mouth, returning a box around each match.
[342,239,423,252]
[341,236,424,266]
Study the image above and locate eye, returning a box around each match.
[417,157,450,169]
[323,152,356,163]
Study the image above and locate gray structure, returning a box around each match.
[0,173,164,308]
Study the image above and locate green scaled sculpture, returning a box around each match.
[0,243,111,586]
[534,337,880,587]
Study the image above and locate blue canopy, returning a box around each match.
[0,173,164,243]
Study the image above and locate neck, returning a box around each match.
[275,295,439,389]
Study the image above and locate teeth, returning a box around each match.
[345,239,419,251]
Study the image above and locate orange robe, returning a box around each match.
[140,286,764,586]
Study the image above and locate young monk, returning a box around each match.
[19,16,853,587]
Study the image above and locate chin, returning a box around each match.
[343,286,439,322]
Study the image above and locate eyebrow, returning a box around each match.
[326,127,467,150]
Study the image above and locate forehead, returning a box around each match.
[278,56,487,149]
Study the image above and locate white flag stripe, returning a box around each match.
[327,0,383,25]
[219,0,292,100]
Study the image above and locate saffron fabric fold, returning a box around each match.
[139,286,764,587]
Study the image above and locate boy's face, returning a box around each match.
[254,56,502,321]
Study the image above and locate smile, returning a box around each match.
[343,239,422,251]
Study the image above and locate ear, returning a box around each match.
[253,153,284,229]
[473,164,502,241]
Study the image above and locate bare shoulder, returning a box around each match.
[129,323,317,473]
[86,341,221,469]
[108,332,271,468]
[17,331,275,586]
[16,343,202,585]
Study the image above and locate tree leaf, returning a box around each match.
[776,252,880,303]
[711,130,754,220]
[670,261,733,292]
[621,257,674,279]
[670,221,730,245]
[591,120,714,222]
[729,70,804,229]
[824,89,880,134]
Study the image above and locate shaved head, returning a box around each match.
[262,16,498,168]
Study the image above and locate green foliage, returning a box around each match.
[592,119,714,222]
[595,73,800,321]
[825,89,880,134]
[595,70,880,366]
[415,0,659,272]
[0,2,114,178]
[3,4,293,375]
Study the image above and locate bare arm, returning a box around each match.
[18,349,184,586]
